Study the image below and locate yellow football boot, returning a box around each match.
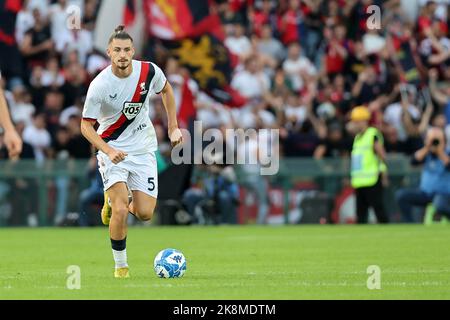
[101,192,112,226]
[114,267,130,278]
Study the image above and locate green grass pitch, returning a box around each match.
[0,225,449,299]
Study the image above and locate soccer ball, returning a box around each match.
[154,248,186,278]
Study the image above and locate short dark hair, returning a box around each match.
[108,25,133,44]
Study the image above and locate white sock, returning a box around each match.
[112,249,128,269]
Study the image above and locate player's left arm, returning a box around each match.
[160,81,182,147]
[0,86,22,158]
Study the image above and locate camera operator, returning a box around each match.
[182,143,240,225]
[396,127,450,222]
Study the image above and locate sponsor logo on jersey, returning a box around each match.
[122,102,143,120]
[132,123,147,135]
[139,81,148,95]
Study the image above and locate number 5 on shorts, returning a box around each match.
[148,177,155,191]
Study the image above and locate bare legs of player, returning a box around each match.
[108,183,157,239]
[128,190,156,222]
[107,182,130,274]
[107,182,157,275]
[108,183,130,240]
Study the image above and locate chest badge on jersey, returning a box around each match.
[139,82,148,95]
[122,102,143,120]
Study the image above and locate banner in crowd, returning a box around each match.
[123,0,137,26]
[0,0,23,79]
[125,0,246,106]
[143,0,222,40]
[163,34,246,107]
[164,35,229,91]
[397,41,421,85]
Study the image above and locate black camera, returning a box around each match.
[432,138,440,146]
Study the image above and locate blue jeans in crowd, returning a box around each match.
[54,176,69,225]
[78,186,104,226]
[241,174,269,224]
[395,188,450,223]
[182,188,237,224]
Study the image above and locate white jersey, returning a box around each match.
[82,59,167,155]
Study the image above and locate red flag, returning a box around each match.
[178,76,196,129]
[5,0,22,13]
[164,34,247,107]
[123,0,136,26]
[145,0,243,107]
[144,0,223,40]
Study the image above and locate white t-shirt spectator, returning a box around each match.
[257,38,286,62]
[418,0,450,20]
[400,0,420,22]
[285,104,307,125]
[231,70,270,100]
[236,131,259,173]
[235,128,275,174]
[11,102,36,127]
[59,105,81,126]
[195,91,233,128]
[282,56,316,92]
[362,32,386,55]
[258,109,276,127]
[49,1,84,53]
[419,37,450,57]
[15,7,35,45]
[41,69,65,87]
[49,2,71,52]
[230,108,253,128]
[27,0,50,18]
[384,102,421,142]
[23,123,51,163]
[225,35,252,57]
[62,29,94,66]
[86,52,109,76]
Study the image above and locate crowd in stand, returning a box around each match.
[0,0,103,163]
[148,0,449,163]
[1,0,449,163]
[0,0,449,225]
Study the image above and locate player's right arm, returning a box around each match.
[81,81,127,164]
[80,119,127,164]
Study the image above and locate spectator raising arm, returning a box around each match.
[400,90,420,137]
[436,141,450,166]
[413,141,431,163]
[429,50,450,66]
[428,69,449,107]
[351,70,367,98]
[313,143,327,160]
[418,101,434,135]
[305,103,327,139]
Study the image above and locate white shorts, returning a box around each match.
[97,151,158,198]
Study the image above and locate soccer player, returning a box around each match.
[0,73,23,159]
[81,26,182,278]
